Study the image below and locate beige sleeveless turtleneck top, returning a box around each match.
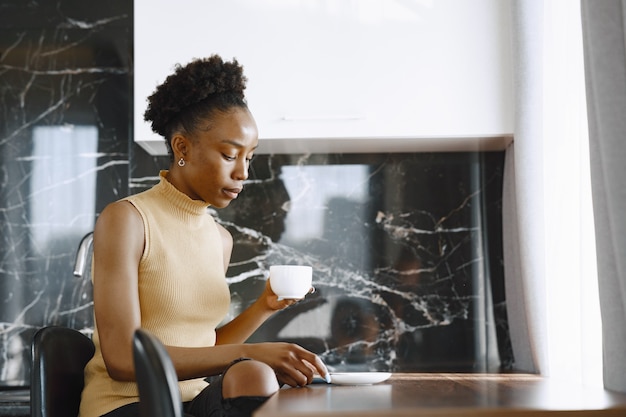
[79,171,231,417]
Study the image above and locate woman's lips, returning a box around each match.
[223,188,242,199]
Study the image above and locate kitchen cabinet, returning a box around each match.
[134,0,513,155]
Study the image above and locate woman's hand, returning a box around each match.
[215,280,314,345]
[260,279,315,311]
[246,342,329,387]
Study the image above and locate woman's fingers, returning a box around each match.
[254,342,329,387]
[303,357,330,382]
[278,345,320,386]
[276,367,308,387]
[298,349,330,382]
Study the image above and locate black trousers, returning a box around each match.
[101,358,269,417]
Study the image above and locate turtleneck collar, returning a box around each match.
[154,170,210,216]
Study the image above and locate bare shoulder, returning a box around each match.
[96,200,142,231]
[94,200,144,254]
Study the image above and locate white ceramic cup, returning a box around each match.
[269,265,313,300]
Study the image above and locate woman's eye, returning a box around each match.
[222,154,236,161]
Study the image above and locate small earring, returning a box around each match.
[178,157,185,167]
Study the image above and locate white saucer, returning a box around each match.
[329,372,392,385]
[276,295,305,301]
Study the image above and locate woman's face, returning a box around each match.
[170,107,259,208]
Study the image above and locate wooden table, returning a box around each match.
[254,374,626,416]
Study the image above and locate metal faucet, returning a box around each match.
[74,232,94,278]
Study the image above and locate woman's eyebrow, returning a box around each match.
[221,139,258,151]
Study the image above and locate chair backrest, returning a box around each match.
[30,326,95,417]
[132,329,183,417]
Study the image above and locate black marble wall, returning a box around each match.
[0,0,131,387]
[0,0,512,389]
[220,152,510,374]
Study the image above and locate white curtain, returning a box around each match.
[504,0,602,385]
[504,0,548,375]
[581,0,626,393]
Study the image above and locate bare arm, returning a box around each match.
[92,200,144,381]
[213,222,329,385]
[216,281,292,344]
[214,223,303,344]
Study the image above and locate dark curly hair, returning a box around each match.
[143,55,248,158]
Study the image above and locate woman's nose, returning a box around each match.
[233,158,249,180]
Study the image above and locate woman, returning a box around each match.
[79,55,329,417]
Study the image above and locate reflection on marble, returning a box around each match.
[0,0,131,387]
[218,152,510,372]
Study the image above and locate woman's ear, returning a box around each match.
[171,133,189,160]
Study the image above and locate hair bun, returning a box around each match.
[144,55,247,138]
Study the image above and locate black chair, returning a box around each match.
[30,326,95,417]
[132,329,183,417]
